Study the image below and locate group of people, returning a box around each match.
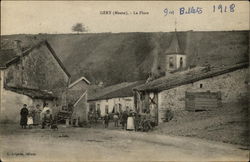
[103,109,155,132]
[20,103,53,129]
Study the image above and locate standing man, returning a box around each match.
[104,113,110,128]
[120,110,128,130]
[20,104,29,129]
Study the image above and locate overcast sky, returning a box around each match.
[1,1,249,35]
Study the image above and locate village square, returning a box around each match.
[0,1,249,162]
[1,29,249,161]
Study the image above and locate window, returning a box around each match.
[169,57,174,68]
[180,57,183,68]
[200,84,203,88]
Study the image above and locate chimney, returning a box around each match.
[14,40,22,56]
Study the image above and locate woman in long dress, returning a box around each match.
[33,104,42,125]
[126,110,135,131]
[20,104,29,129]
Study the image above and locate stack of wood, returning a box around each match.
[185,91,222,111]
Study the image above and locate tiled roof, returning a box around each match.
[5,86,56,100]
[0,40,71,78]
[0,49,18,68]
[88,80,145,101]
[134,62,249,92]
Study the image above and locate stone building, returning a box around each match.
[133,62,249,124]
[0,40,71,122]
[133,31,248,125]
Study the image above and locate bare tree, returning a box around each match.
[72,23,88,34]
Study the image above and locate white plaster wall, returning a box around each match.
[158,68,248,123]
[94,97,134,117]
[1,89,33,123]
[0,86,55,123]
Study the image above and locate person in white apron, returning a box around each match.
[126,110,135,131]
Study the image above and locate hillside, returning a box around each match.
[1,31,249,86]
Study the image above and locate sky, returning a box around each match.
[1,1,249,35]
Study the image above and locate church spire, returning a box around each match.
[165,19,183,54]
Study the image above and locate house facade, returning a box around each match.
[0,40,71,122]
[93,96,134,117]
[67,76,90,106]
[71,90,88,124]
[67,76,90,124]
[88,81,144,117]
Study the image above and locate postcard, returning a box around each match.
[0,1,249,162]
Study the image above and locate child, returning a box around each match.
[27,113,33,129]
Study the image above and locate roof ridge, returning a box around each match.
[134,62,248,92]
[88,80,145,101]
[3,40,71,78]
[68,76,90,88]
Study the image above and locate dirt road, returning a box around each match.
[0,125,249,162]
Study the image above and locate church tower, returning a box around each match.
[165,30,186,73]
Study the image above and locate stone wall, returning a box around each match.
[158,68,248,123]
[4,45,69,102]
